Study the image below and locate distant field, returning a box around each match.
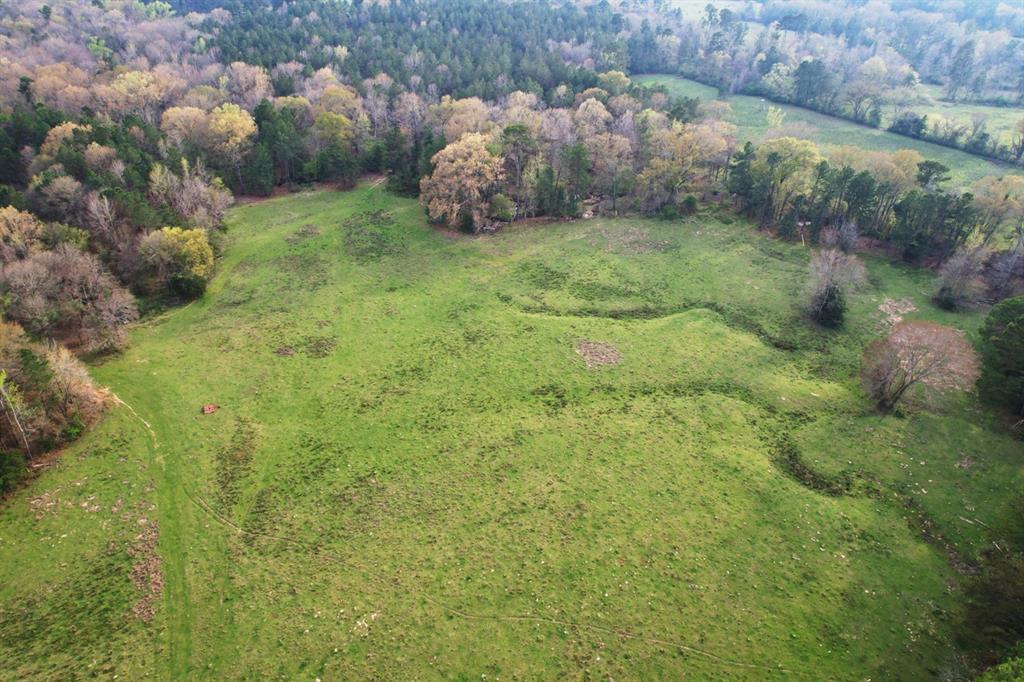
[899,84,1024,147]
[636,74,1022,186]
[1,184,1021,678]
[669,0,747,17]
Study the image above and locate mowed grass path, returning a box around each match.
[1,184,1022,679]
[635,74,1022,185]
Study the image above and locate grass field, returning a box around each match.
[909,84,1024,148]
[669,0,747,17]
[635,75,1022,186]
[1,183,1022,679]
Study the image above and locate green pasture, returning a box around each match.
[635,74,1022,186]
[0,183,1021,679]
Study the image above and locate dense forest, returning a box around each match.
[1,0,1023,677]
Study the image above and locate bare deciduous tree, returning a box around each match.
[1,245,138,352]
[44,341,104,422]
[29,175,84,223]
[862,321,979,410]
[822,221,859,253]
[805,248,866,327]
[83,190,131,252]
[934,247,986,310]
[148,160,233,232]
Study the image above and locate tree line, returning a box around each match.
[667,3,1024,166]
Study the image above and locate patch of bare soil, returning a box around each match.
[353,611,381,637]
[575,341,622,369]
[284,224,321,244]
[29,490,61,519]
[300,335,338,358]
[592,225,671,255]
[129,517,163,623]
[275,346,295,356]
[25,444,69,473]
[879,298,917,326]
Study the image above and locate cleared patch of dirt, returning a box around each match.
[29,490,61,519]
[353,611,380,637]
[284,224,321,244]
[129,517,163,623]
[879,298,917,326]
[575,340,622,369]
[275,346,295,356]
[300,335,337,359]
[955,455,974,470]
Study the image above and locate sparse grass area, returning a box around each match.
[636,74,1022,185]
[0,183,1021,679]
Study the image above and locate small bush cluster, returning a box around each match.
[0,322,105,493]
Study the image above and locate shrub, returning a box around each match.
[935,248,985,311]
[977,296,1024,419]
[0,450,26,496]
[489,193,515,222]
[658,204,681,221]
[806,249,866,328]
[809,281,845,328]
[170,271,208,298]
[137,226,215,298]
[978,654,1024,682]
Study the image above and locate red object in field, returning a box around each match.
[201,404,219,414]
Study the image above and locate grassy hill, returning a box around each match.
[1,183,1021,679]
[635,74,1022,186]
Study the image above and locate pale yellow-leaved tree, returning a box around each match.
[420,133,505,233]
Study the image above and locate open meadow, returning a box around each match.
[1,184,1022,679]
[908,84,1024,148]
[635,75,1023,186]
